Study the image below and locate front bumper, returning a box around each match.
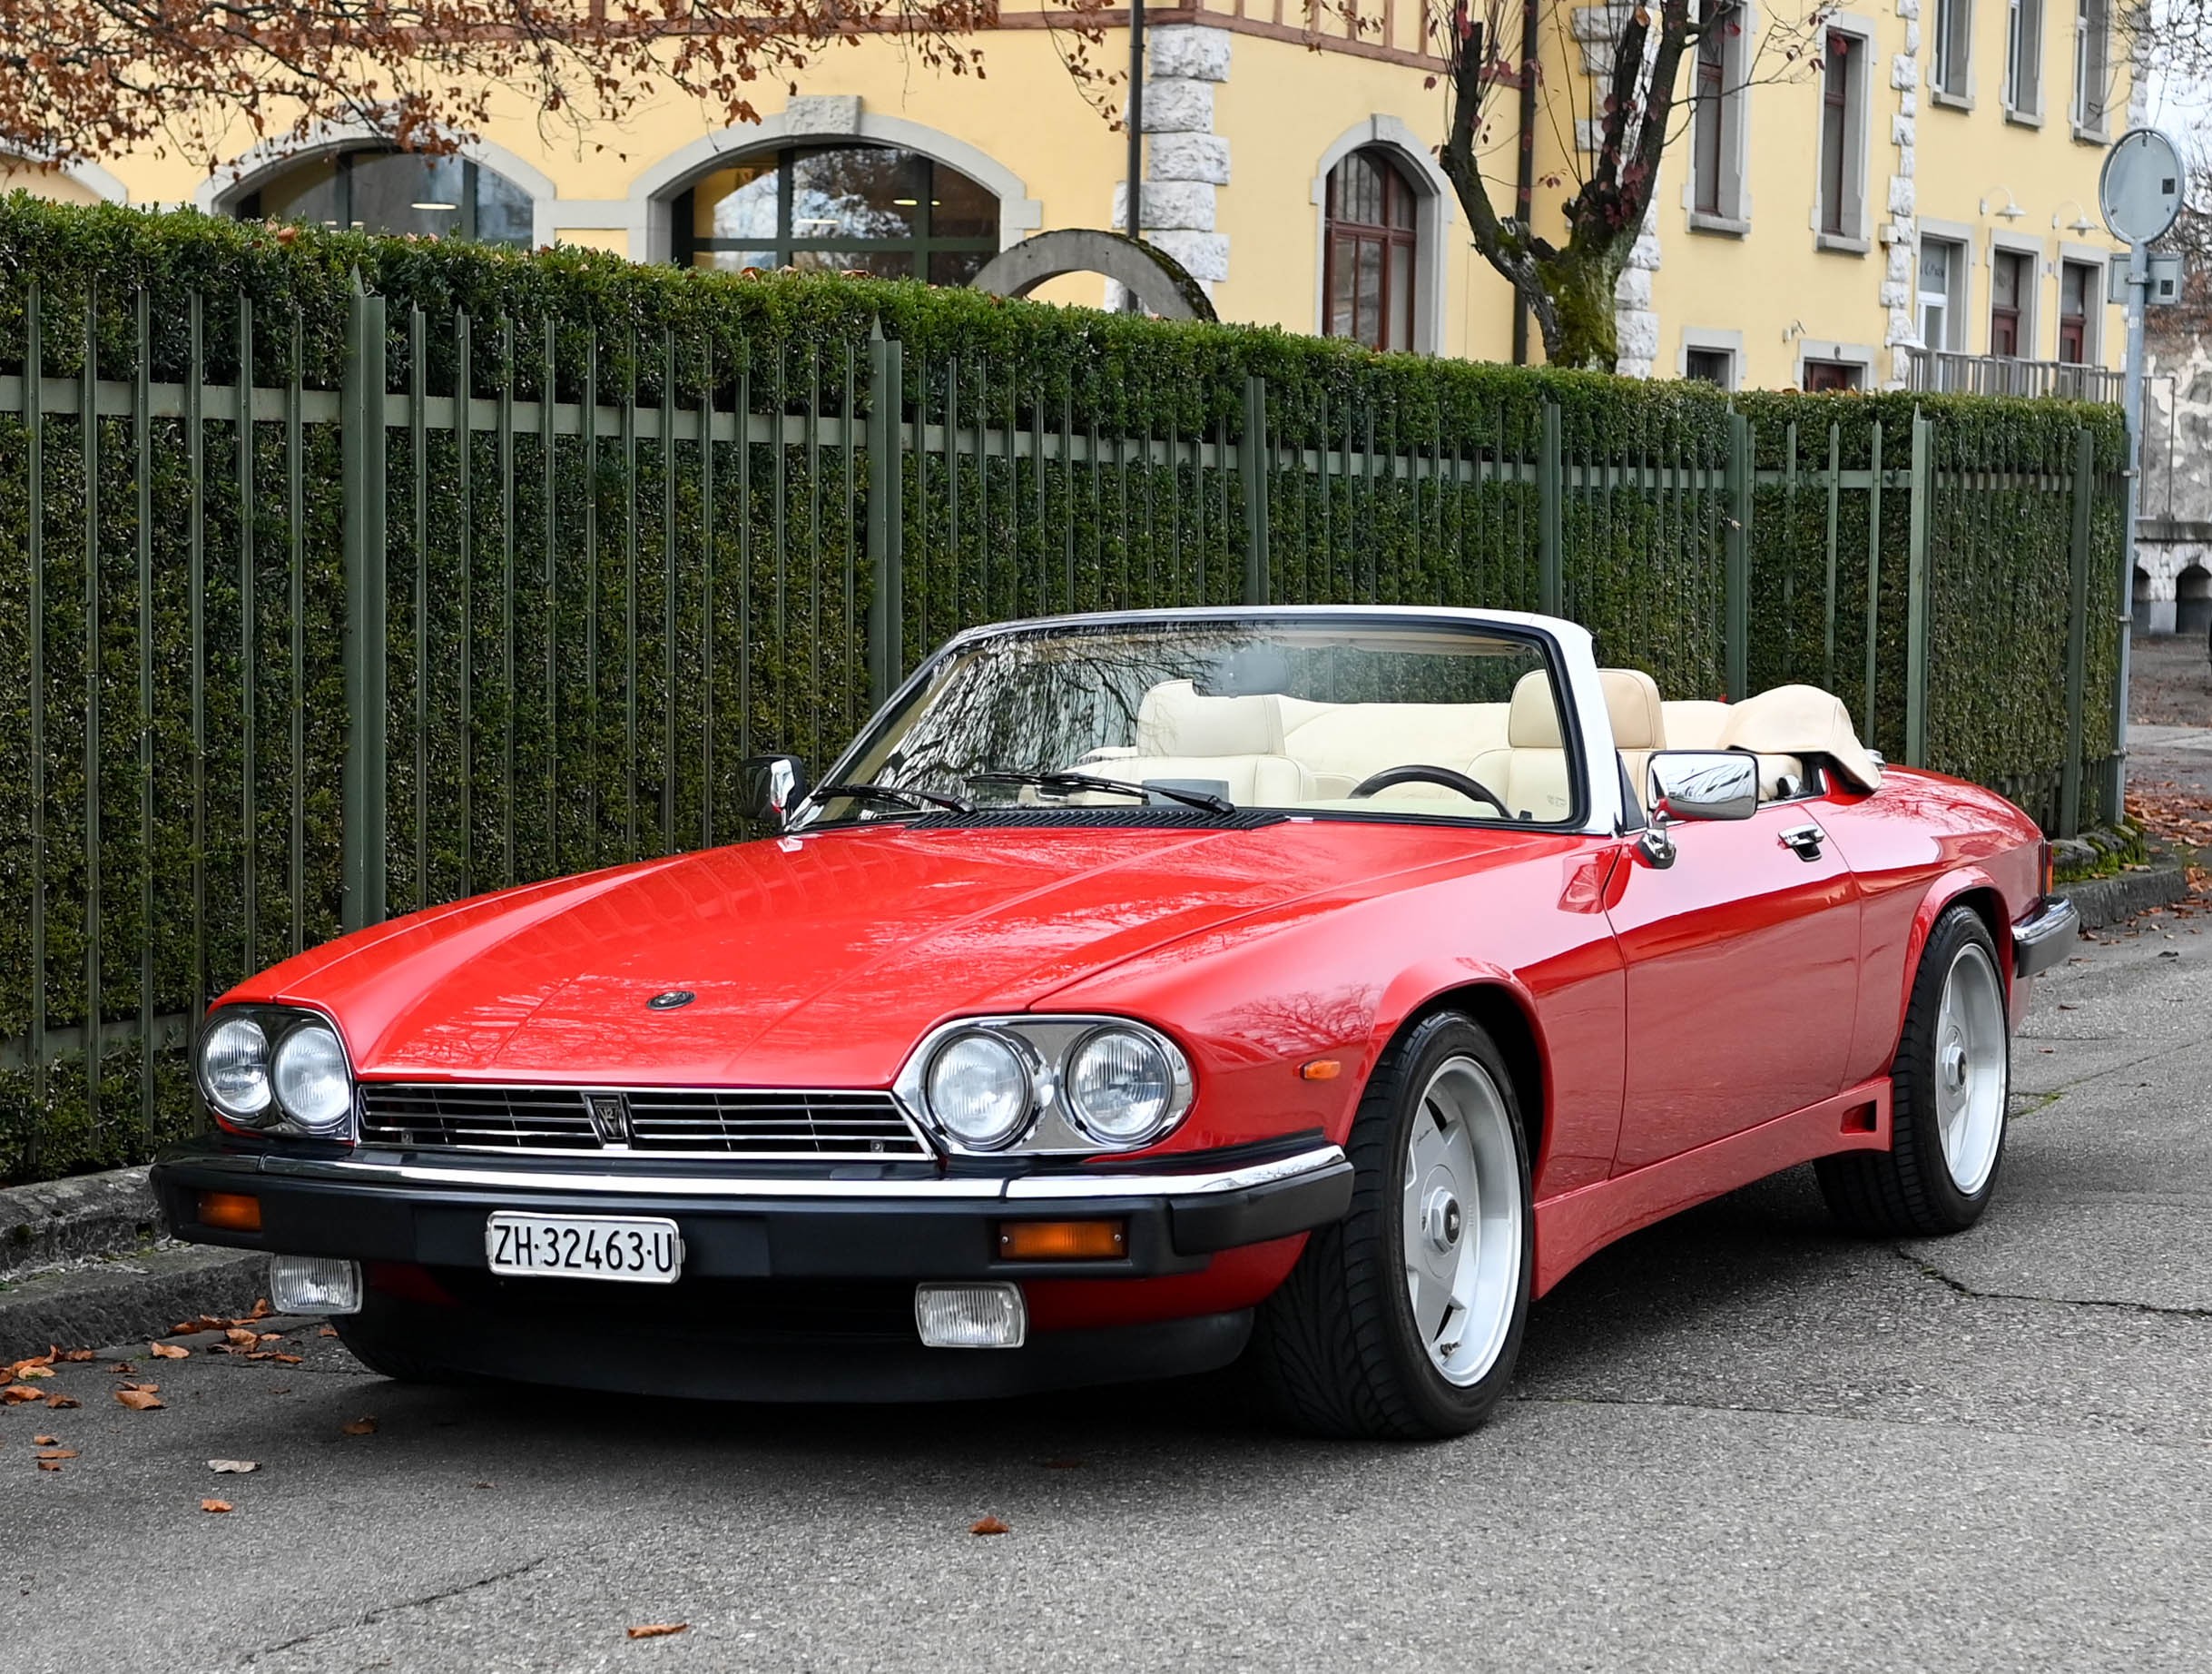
[150,1138,1353,1284]
[2011,893,2081,980]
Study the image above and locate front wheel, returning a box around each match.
[1249,1011,1533,1439]
[1817,903,2010,1236]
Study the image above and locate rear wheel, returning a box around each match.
[1817,903,2010,1236]
[1250,1011,1533,1439]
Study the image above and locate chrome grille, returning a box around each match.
[357,1084,931,1159]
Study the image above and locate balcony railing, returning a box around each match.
[1902,348,2122,402]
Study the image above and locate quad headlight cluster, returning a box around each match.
[195,1005,357,1139]
[896,1017,1195,1155]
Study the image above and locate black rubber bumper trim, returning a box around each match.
[2012,893,2081,980]
[150,1144,1352,1279]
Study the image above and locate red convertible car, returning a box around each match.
[153,607,2076,1437]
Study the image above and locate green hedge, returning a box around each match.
[0,196,2128,1184]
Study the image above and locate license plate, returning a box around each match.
[485,1213,683,1284]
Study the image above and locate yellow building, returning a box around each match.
[5,0,2134,390]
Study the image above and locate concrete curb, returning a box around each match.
[2056,866,2193,931]
[0,1165,162,1279]
[0,1244,267,1361]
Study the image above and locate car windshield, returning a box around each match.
[800,615,1578,828]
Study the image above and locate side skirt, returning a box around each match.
[1531,1075,1894,1296]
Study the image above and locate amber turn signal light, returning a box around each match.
[1298,1059,1342,1081]
[197,1191,262,1233]
[997,1219,1127,1260]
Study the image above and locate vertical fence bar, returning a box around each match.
[25,286,44,1127]
[340,277,388,931]
[1863,419,1883,743]
[237,296,258,963]
[1904,410,1932,767]
[83,285,101,1121]
[1538,398,1562,616]
[541,317,557,877]
[585,330,600,867]
[187,293,204,1016]
[1725,409,1752,699]
[288,314,305,955]
[1823,422,1841,692]
[408,306,427,909]
[457,310,474,892]
[699,337,716,847]
[2060,427,2096,838]
[1241,375,1270,605]
[866,327,906,708]
[135,289,154,1130]
[662,330,678,853]
[623,335,638,862]
[499,318,516,887]
[1783,419,1798,642]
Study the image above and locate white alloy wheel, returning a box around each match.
[1401,1055,1524,1387]
[1933,940,2008,1196]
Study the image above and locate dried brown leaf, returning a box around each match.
[150,1342,189,1359]
[32,1433,58,1445]
[56,1348,95,1363]
[266,1354,303,1365]
[35,1459,62,1472]
[34,1448,77,1461]
[225,1328,260,1347]
[625,1624,689,1640]
[115,1389,165,1411]
[318,1326,338,1338]
[1,1385,42,1404]
[44,1393,80,1409]
[340,1416,378,1436]
[969,1515,1011,1535]
[15,1364,54,1380]
[201,1498,233,1513]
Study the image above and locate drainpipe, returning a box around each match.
[1126,0,1146,311]
[1511,0,1538,363]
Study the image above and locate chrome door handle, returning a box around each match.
[1777,823,1824,861]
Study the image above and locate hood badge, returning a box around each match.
[586,1092,632,1147]
[646,990,696,1011]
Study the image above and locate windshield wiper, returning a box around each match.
[968,769,1235,815]
[810,782,974,814]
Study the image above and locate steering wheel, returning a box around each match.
[1347,764,1510,815]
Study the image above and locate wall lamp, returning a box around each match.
[1978,188,2027,221]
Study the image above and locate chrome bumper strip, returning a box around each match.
[239,1143,1349,1204]
[2011,893,2081,980]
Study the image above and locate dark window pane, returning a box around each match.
[1355,238,1382,347]
[1329,236,1356,337]
[791,248,916,279]
[698,162,781,242]
[929,165,998,240]
[697,249,781,273]
[1387,245,1412,350]
[1685,348,1732,386]
[349,153,467,240]
[257,156,341,228]
[472,167,534,247]
[928,249,992,286]
[790,146,919,240]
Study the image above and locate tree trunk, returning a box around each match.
[1534,243,1632,372]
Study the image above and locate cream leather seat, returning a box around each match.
[1082,680,1329,804]
[1277,696,1509,791]
[1599,668,1666,793]
[1467,672,1574,822]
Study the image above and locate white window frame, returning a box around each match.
[1932,0,1977,107]
[1685,0,1756,234]
[1814,20,1876,253]
[2058,241,2110,362]
[2070,0,2111,140]
[1988,233,2046,357]
[1795,340,1878,389]
[1916,231,1971,350]
[1679,328,1745,388]
[2004,0,2046,123]
[1309,117,1455,355]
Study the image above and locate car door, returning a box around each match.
[1604,797,1863,1171]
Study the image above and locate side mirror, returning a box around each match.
[1638,750,1758,868]
[741,755,808,830]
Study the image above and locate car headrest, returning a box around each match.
[1598,668,1665,751]
[1135,680,1286,757]
[1507,669,1565,749]
[1717,684,1884,791]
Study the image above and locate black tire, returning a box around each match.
[1247,1011,1534,1440]
[1816,903,2009,1236]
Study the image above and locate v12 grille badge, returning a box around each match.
[585,1092,632,1145]
[646,990,695,1010]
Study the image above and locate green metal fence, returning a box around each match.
[0,276,2126,1181]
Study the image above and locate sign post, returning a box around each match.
[2098,129,2187,820]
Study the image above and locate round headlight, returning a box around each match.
[1066,1028,1181,1145]
[926,1032,1033,1149]
[270,1022,352,1134]
[200,1015,272,1118]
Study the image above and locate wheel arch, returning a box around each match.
[1892,869,2011,1049]
[1374,979,1548,1175]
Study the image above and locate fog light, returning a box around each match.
[197,1191,262,1233]
[915,1282,1027,1349]
[269,1255,362,1316]
[998,1218,1127,1260]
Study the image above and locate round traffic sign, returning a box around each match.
[2100,128,2187,246]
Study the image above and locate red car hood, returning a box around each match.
[245,822,1484,1088]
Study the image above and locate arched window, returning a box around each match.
[235,151,533,246]
[1323,148,1421,351]
[673,144,999,282]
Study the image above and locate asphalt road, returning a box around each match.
[10,918,2212,1674]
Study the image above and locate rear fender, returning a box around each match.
[1891,867,2010,1051]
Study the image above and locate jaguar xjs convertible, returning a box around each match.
[152,607,2076,1437]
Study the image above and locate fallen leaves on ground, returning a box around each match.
[318,1326,338,1338]
[34,1448,77,1461]
[208,1459,257,1473]
[2,1385,44,1404]
[33,1433,58,1445]
[625,1624,688,1640]
[224,1328,260,1348]
[45,1394,79,1409]
[968,1516,1011,1536]
[149,1342,189,1359]
[201,1499,233,1514]
[340,1416,378,1436]
[36,1459,63,1472]
[56,1348,94,1363]
[115,1388,164,1412]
